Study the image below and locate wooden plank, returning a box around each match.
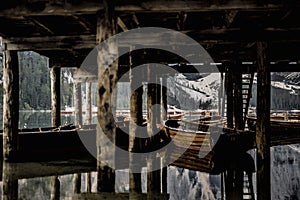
[3,50,19,161]
[256,41,271,200]
[50,66,61,127]
[0,1,298,17]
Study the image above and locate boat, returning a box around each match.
[246,114,300,134]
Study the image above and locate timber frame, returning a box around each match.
[1,1,300,200]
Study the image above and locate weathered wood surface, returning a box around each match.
[50,66,61,127]
[96,0,117,192]
[129,50,143,197]
[2,162,18,200]
[3,50,19,161]
[256,41,271,200]
[73,173,82,194]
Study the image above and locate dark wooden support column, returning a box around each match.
[50,176,60,200]
[74,80,83,126]
[161,76,168,121]
[160,76,168,195]
[225,70,234,129]
[50,66,61,127]
[96,0,117,192]
[233,69,243,130]
[147,67,161,199]
[129,51,143,199]
[2,162,18,200]
[256,41,271,200]
[50,66,61,200]
[3,50,19,161]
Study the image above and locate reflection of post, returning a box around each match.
[50,176,60,200]
[129,50,143,199]
[96,0,117,192]
[73,173,81,194]
[50,66,61,127]
[3,50,19,161]
[256,41,271,200]
[2,162,18,200]
[85,82,92,192]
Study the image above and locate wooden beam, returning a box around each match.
[96,0,117,193]
[50,66,61,127]
[0,1,298,17]
[256,41,271,200]
[3,50,19,161]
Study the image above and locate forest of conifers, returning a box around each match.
[0,51,74,110]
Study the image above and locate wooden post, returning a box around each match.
[233,70,243,130]
[85,82,92,193]
[225,70,234,129]
[256,41,271,200]
[74,80,83,126]
[161,76,168,121]
[50,176,60,200]
[129,51,143,199]
[3,50,19,161]
[50,66,61,127]
[147,67,161,199]
[85,82,92,125]
[50,66,61,200]
[96,0,117,192]
[2,162,18,200]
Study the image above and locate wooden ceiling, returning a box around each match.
[0,0,300,72]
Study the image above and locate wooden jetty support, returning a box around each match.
[1,1,300,200]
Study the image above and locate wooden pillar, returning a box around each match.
[233,69,243,130]
[74,80,83,126]
[225,70,234,129]
[50,176,60,200]
[147,67,161,199]
[161,76,168,121]
[85,82,92,125]
[2,162,18,200]
[3,50,19,161]
[50,66,61,200]
[50,66,61,127]
[96,0,117,192]
[256,41,271,200]
[129,51,143,199]
[85,82,92,193]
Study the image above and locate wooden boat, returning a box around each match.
[246,115,300,134]
[162,119,213,152]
